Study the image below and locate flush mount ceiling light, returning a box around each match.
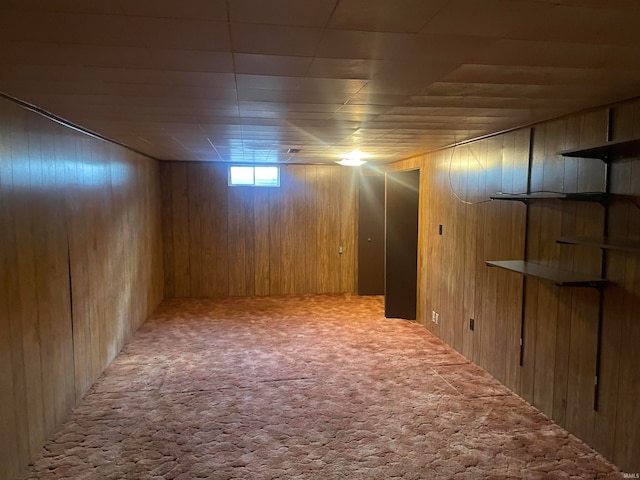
[336,149,369,167]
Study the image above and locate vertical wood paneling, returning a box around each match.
[253,186,271,296]
[304,166,319,293]
[612,99,640,470]
[187,166,204,297]
[171,164,190,297]
[0,97,164,480]
[160,165,175,298]
[161,162,357,297]
[280,167,298,294]
[387,99,640,474]
[1,112,27,473]
[227,186,255,297]
[269,177,285,295]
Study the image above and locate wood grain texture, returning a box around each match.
[0,97,164,480]
[161,163,357,297]
[386,99,640,473]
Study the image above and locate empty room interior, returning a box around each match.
[1,1,640,478]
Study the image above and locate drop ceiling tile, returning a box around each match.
[36,44,157,69]
[328,0,446,33]
[469,39,613,68]
[121,0,228,20]
[315,30,399,59]
[236,74,367,94]
[233,53,312,76]
[4,0,123,14]
[337,105,392,115]
[344,92,410,106]
[229,0,335,27]
[439,64,640,86]
[422,82,591,99]
[231,23,322,56]
[129,17,230,50]
[3,1,640,164]
[405,95,585,111]
[238,102,341,113]
[364,61,462,94]
[0,11,140,46]
[507,4,640,46]
[306,58,383,79]
[237,88,353,104]
[528,0,640,9]
[147,49,233,72]
[0,42,65,65]
[422,0,553,38]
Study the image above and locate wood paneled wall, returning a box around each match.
[0,98,164,479]
[388,98,640,473]
[161,162,357,297]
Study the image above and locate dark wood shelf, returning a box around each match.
[486,260,608,288]
[557,236,640,253]
[490,192,609,204]
[560,138,640,162]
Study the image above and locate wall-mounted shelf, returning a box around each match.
[486,260,608,288]
[557,236,640,253]
[490,192,609,204]
[560,137,640,162]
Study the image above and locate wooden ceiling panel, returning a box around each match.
[1,1,640,163]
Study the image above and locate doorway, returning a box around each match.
[385,169,420,319]
[357,174,385,295]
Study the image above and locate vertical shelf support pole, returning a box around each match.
[519,127,535,366]
[593,107,614,411]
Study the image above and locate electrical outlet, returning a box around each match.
[435,312,439,324]
[438,224,443,235]
[469,318,475,331]
[431,310,436,322]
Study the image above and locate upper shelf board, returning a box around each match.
[490,192,609,204]
[560,138,640,161]
[556,236,640,253]
[486,260,608,288]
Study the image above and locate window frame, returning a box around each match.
[228,165,280,187]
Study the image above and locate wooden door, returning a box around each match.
[357,174,385,295]
[385,169,420,319]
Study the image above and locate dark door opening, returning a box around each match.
[385,169,420,319]
[357,174,385,295]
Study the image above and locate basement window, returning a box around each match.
[228,166,280,187]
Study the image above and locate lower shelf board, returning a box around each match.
[485,260,608,288]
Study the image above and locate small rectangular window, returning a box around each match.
[229,165,279,187]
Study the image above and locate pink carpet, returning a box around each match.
[20,295,622,479]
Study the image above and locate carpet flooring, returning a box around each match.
[20,294,623,479]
